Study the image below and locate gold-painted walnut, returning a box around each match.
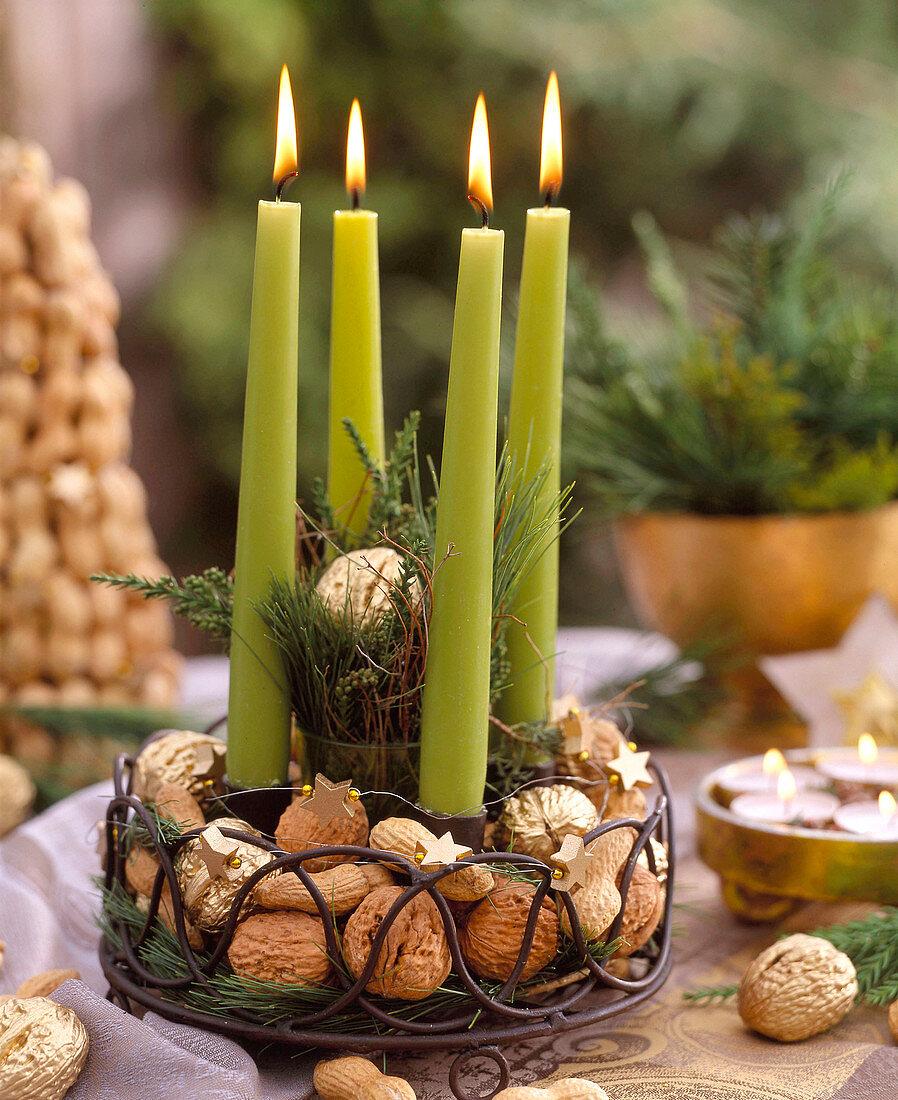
[494,785,599,862]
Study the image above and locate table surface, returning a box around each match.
[1,637,895,1099]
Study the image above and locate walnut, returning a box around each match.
[0,754,35,837]
[343,885,451,1000]
[228,910,332,985]
[493,786,599,862]
[460,883,559,982]
[889,999,898,1042]
[738,934,857,1042]
[316,547,420,626]
[132,730,225,802]
[0,997,89,1100]
[275,797,369,873]
[176,830,273,931]
[612,863,664,957]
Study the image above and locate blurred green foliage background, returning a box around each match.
[138,0,898,632]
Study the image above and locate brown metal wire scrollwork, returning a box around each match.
[100,751,674,1098]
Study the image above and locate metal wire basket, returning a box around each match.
[100,752,674,1100]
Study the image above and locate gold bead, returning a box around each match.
[577,750,590,762]
[348,788,360,802]
[627,741,638,752]
[609,774,620,785]
[302,784,313,796]
[552,867,564,880]
[414,851,425,863]
[112,826,118,842]
[228,855,242,869]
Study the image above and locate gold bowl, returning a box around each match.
[614,503,898,656]
[696,750,898,920]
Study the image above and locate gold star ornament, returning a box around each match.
[833,670,898,748]
[550,833,595,892]
[196,824,244,880]
[607,744,652,791]
[414,831,473,870]
[191,741,227,789]
[300,774,358,826]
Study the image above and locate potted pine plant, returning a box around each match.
[565,186,898,674]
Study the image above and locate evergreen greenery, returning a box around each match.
[565,187,898,517]
[261,443,573,748]
[91,569,233,644]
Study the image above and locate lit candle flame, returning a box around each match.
[777,768,797,803]
[762,748,787,776]
[467,92,493,225]
[879,790,897,821]
[539,71,563,203]
[346,98,366,205]
[858,733,878,765]
[273,64,298,194]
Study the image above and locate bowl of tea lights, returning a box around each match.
[696,739,898,920]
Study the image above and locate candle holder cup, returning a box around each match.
[100,750,674,1100]
[697,749,898,921]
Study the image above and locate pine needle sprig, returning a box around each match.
[682,983,739,1004]
[91,568,233,641]
[810,908,898,1006]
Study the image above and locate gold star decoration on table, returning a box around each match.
[299,773,359,826]
[196,824,244,880]
[607,743,652,791]
[414,831,473,870]
[46,462,94,508]
[549,833,594,892]
[833,670,898,748]
[191,741,227,788]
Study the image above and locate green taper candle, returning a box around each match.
[499,72,570,735]
[328,99,385,538]
[419,94,504,815]
[228,66,300,789]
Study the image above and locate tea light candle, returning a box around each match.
[730,768,839,827]
[833,791,898,837]
[717,748,827,797]
[815,734,898,787]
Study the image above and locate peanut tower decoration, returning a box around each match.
[0,138,181,708]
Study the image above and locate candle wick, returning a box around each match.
[467,194,490,229]
[275,170,299,202]
[350,186,362,211]
[543,180,560,208]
